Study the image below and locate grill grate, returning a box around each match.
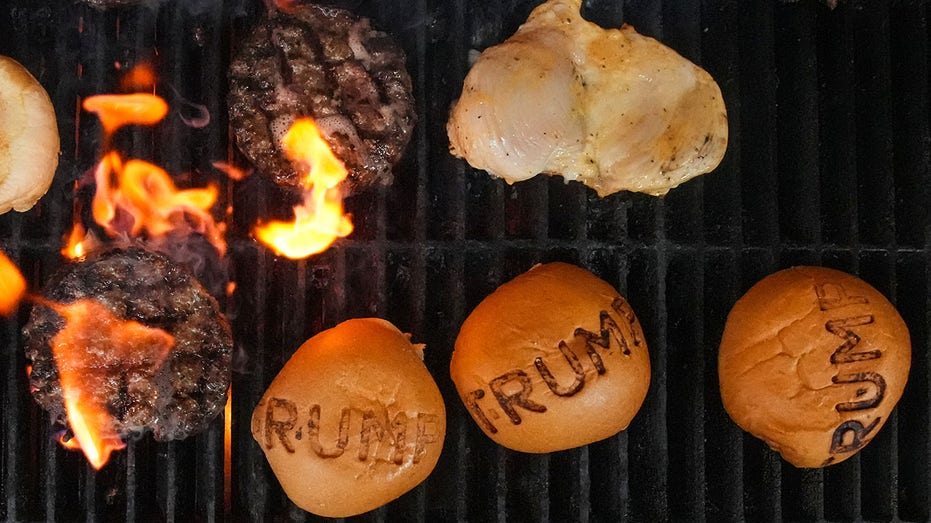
[1,0,930,521]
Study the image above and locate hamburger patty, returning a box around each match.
[23,247,232,442]
[229,4,416,191]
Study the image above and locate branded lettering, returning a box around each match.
[463,300,646,432]
[489,370,547,425]
[574,311,627,375]
[463,389,498,434]
[826,316,879,364]
[414,413,440,464]
[358,410,387,461]
[534,341,585,396]
[307,404,350,458]
[832,372,886,412]
[265,397,298,453]
[257,399,440,466]
[816,283,869,311]
[816,281,887,458]
[612,297,643,348]
[830,417,881,455]
[388,412,409,464]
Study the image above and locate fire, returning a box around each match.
[82,94,226,256]
[0,250,26,316]
[254,118,353,258]
[58,433,82,450]
[62,224,86,259]
[224,386,232,512]
[83,94,168,137]
[46,298,174,469]
[84,93,168,137]
[212,161,251,181]
[120,62,157,92]
[61,223,101,261]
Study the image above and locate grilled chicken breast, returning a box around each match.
[447,0,728,196]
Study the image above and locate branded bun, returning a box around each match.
[252,318,446,518]
[450,262,650,453]
[719,266,911,468]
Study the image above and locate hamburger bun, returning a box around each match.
[252,318,446,518]
[0,55,59,214]
[719,266,911,468]
[450,262,650,453]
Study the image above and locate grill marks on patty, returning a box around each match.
[229,5,416,191]
[23,248,232,442]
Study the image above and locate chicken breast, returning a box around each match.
[447,0,728,196]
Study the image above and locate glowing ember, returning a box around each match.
[0,250,26,316]
[46,298,174,469]
[83,94,168,137]
[254,118,353,259]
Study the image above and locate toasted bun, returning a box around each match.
[450,262,650,453]
[252,318,446,518]
[719,266,911,468]
[0,55,59,214]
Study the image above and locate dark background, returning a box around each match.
[0,0,929,521]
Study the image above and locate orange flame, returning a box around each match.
[254,118,353,258]
[83,94,168,137]
[58,433,83,450]
[62,224,86,260]
[61,223,101,261]
[212,161,251,181]
[0,251,26,316]
[82,94,226,256]
[46,298,174,469]
[91,153,225,255]
[224,386,232,512]
[120,62,157,92]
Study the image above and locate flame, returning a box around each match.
[91,153,226,255]
[254,118,353,258]
[82,94,226,256]
[211,161,251,181]
[62,223,98,260]
[224,386,232,512]
[120,62,157,92]
[0,251,26,316]
[58,433,82,450]
[83,94,168,137]
[62,224,86,259]
[46,298,174,469]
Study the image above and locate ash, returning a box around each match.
[23,247,232,442]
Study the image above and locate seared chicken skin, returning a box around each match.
[447,0,728,196]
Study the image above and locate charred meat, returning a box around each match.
[229,4,416,192]
[23,247,232,442]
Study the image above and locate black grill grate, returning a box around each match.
[1,0,930,521]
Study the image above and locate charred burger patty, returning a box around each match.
[23,247,232,442]
[229,4,416,191]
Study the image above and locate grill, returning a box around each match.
[1,0,929,521]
